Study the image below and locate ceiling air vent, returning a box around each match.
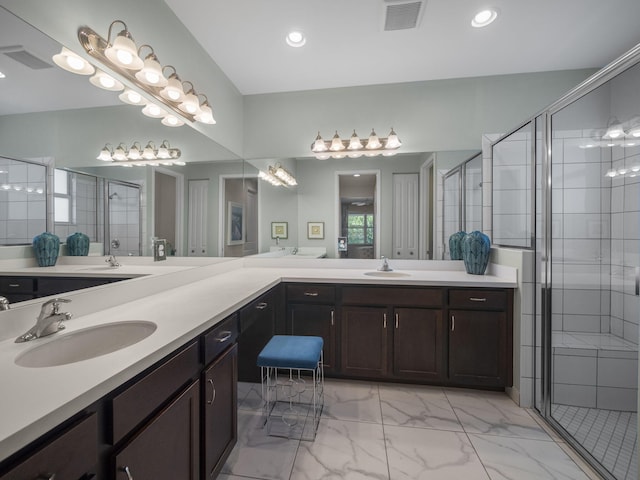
[383,0,425,31]
[0,45,52,70]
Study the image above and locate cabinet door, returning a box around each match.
[202,344,238,479]
[341,306,388,378]
[449,309,507,387]
[393,307,444,381]
[238,291,277,382]
[113,380,200,480]
[289,303,336,373]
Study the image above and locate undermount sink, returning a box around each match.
[363,271,411,278]
[15,321,157,368]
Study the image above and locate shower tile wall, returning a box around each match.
[551,129,639,412]
[0,159,46,244]
[108,183,141,256]
[54,174,98,241]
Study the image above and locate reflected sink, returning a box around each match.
[15,321,157,368]
[79,266,122,271]
[363,271,411,278]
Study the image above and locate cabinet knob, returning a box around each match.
[207,378,216,405]
[120,466,134,480]
[256,302,268,310]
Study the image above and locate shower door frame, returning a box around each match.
[105,179,143,256]
[535,43,640,480]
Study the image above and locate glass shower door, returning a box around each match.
[106,181,141,256]
[544,60,640,480]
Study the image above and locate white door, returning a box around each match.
[392,173,419,259]
[188,180,208,256]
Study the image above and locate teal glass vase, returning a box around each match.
[448,231,466,260]
[32,232,60,267]
[461,231,491,275]
[66,232,90,256]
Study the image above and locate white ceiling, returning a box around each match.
[165,0,640,95]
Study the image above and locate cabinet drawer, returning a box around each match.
[0,277,35,294]
[203,313,238,365]
[342,286,443,307]
[448,289,507,309]
[287,284,335,303]
[0,414,97,480]
[111,341,200,444]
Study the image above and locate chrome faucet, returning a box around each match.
[105,255,120,268]
[15,298,73,343]
[0,296,9,311]
[292,247,298,255]
[378,256,393,272]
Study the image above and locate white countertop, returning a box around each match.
[0,257,516,460]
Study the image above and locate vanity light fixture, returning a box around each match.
[258,164,297,187]
[0,71,6,79]
[96,140,183,167]
[603,117,626,139]
[311,128,401,159]
[55,20,218,128]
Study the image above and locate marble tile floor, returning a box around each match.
[219,379,603,480]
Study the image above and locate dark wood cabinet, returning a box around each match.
[0,275,128,304]
[393,307,444,382]
[286,284,337,373]
[238,287,279,382]
[447,288,513,388]
[341,306,388,377]
[202,344,238,479]
[0,414,97,480]
[113,380,200,480]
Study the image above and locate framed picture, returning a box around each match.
[307,221,324,239]
[227,201,244,245]
[271,221,288,239]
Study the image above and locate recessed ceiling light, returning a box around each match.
[353,174,361,177]
[471,8,498,28]
[286,31,306,48]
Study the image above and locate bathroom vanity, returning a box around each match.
[0,258,516,479]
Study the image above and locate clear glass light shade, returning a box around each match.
[159,75,184,102]
[135,54,168,87]
[385,128,402,148]
[366,130,382,149]
[141,103,167,118]
[97,147,113,161]
[89,70,124,91]
[330,132,345,151]
[118,89,146,105]
[312,133,328,153]
[605,118,626,139]
[348,131,363,150]
[105,31,144,69]
[194,103,216,124]
[178,90,201,115]
[52,47,94,75]
[161,115,184,127]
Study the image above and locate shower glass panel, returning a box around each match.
[464,153,483,232]
[547,61,640,480]
[107,181,141,256]
[492,122,533,247]
[443,169,461,259]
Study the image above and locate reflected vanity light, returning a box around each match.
[51,20,217,128]
[258,164,297,187]
[311,128,401,159]
[97,140,183,166]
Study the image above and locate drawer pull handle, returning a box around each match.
[395,313,399,329]
[256,302,268,310]
[8,283,20,288]
[451,315,455,332]
[469,297,487,302]
[215,331,232,343]
[121,466,134,480]
[37,474,56,480]
[207,378,216,404]
[383,313,387,329]
[331,310,334,326]
[304,292,319,297]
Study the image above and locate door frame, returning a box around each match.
[153,167,184,256]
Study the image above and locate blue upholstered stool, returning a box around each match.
[257,335,324,440]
